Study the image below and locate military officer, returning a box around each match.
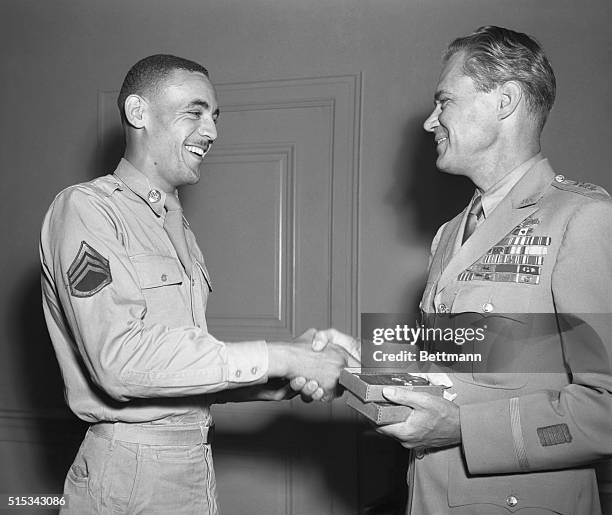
[314,26,612,514]
[40,54,348,514]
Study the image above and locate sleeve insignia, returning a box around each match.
[537,423,572,446]
[67,241,112,297]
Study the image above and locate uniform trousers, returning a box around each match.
[62,422,218,514]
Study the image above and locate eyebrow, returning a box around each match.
[434,89,452,102]
[187,100,220,117]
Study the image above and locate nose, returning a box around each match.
[198,116,217,142]
[423,104,441,132]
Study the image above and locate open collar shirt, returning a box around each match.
[40,158,268,424]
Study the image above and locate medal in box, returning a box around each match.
[339,367,445,402]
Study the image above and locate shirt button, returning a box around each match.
[554,174,565,183]
[235,370,241,378]
[251,366,258,375]
[438,303,448,314]
[482,302,494,313]
[161,274,167,282]
[415,448,426,459]
[506,495,518,507]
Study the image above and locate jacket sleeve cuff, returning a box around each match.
[460,398,527,474]
[225,340,269,384]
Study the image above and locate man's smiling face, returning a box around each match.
[145,69,219,192]
[423,51,500,180]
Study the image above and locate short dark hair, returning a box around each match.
[445,26,556,130]
[117,54,209,123]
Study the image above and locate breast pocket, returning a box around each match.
[131,254,183,289]
[449,285,532,389]
[130,254,191,326]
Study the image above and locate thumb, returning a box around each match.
[295,328,317,343]
[312,330,330,352]
[382,387,429,408]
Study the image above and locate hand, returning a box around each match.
[375,387,461,449]
[289,329,326,401]
[270,341,347,400]
[312,329,361,366]
[292,328,317,344]
[289,328,360,399]
[288,376,326,402]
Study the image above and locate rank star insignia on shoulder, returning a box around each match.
[67,241,112,297]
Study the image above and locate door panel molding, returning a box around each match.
[212,74,361,337]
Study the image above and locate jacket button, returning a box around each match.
[438,303,448,314]
[482,302,494,313]
[506,495,518,507]
[554,174,565,183]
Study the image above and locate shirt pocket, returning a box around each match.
[447,287,531,390]
[131,254,183,289]
[130,255,190,326]
[447,456,586,514]
[451,281,533,314]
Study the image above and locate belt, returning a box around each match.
[90,421,215,446]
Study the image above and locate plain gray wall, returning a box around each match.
[1,0,611,499]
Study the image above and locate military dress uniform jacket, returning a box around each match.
[40,159,269,425]
[414,159,612,514]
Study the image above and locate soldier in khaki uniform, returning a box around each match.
[315,26,612,514]
[40,55,348,514]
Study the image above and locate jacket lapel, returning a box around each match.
[435,159,555,294]
[421,214,464,311]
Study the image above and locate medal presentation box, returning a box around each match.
[341,368,446,425]
[339,367,445,402]
[346,393,414,425]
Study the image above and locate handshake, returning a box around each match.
[266,328,361,402]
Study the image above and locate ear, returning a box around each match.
[498,81,522,120]
[124,94,147,129]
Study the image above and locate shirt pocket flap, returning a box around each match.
[131,255,183,289]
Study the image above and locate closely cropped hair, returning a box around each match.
[445,26,556,130]
[117,54,209,123]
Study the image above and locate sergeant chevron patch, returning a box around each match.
[67,241,112,297]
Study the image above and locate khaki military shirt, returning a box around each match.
[40,159,268,424]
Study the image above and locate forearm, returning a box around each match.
[72,323,269,401]
[461,381,612,475]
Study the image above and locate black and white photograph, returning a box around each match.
[1,1,611,514]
